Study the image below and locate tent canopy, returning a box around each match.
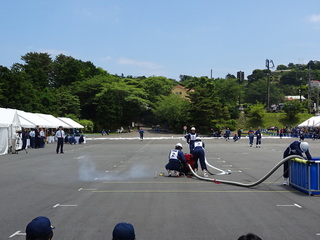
[58,117,84,128]
[298,116,320,127]
[0,108,21,128]
[37,113,71,129]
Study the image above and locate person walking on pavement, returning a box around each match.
[184,127,198,153]
[248,127,255,147]
[55,126,65,154]
[237,128,242,139]
[255,127,262,148]
[138,127,144,140]
[192,137,208,177]
[225,128,231,141]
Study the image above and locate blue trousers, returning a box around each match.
[192,148,207,171]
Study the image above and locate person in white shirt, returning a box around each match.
[55,126,66,154]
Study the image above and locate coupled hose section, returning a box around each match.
[188,155,304,188]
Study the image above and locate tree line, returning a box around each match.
[0,52,319,133]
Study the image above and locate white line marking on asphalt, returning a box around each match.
[276,204,302,208]
[53,203,78,208]
[114,165,117,168]
[217,161,225,163]
[78,188,97,191]
[9,231,26,238]
[222,165,232,167]
[75,156,85,159]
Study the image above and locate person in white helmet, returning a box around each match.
[184,127,198,153]
[282,141,312,185]
[165,143,186,177]
[192,137,209,177]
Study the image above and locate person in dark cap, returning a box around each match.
[238,233,262,240]
[26,216,55,240]
[112,222,135,240]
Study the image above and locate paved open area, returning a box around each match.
[1,132,320,239]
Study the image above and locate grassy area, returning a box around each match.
[237,112,313,130]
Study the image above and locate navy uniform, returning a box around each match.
[165,143,186,177]
[192,137,208,177]
[283,141,311,185]
[185,127,198,153]
[255,127,262,148]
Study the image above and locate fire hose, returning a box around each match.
[189,155,304,187]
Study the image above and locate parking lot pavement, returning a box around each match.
[2,136,320,239]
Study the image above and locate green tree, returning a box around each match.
[282,100,304,119]
[246,102,266,127]
[152,94,190,130]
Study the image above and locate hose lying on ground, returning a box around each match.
[189,155,303,188]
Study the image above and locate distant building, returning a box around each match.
[172,85,194,99]
[310,80,320,88]
[285,96,306,101]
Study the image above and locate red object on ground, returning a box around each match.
[184,153,195,172]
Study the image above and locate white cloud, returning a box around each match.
[308,14,320,23]
[117,57,163,70]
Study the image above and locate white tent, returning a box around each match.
[298,116,320,127]
[0,108,21,155]
[17,111,58,128]
[36,113,71,129]
[58,117,84,129]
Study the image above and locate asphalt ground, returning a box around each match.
[1,132,320,240]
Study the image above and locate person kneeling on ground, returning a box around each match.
[283,141,312,185]
[165,143,186,177]
[192,137,209,177]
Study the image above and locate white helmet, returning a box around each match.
[191,127,196,131]
[300,142,309,152]
[195,137,201,141]
[175,143,183,149]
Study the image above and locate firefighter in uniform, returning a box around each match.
[283,141,312,185]
[165,143,186,177]
[184,127,198,153]
[192,137,209,177]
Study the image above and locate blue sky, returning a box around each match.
[1,0,320,80]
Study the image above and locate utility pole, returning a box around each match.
[266,59,274,110]
[308,65,311,113]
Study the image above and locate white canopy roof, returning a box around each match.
[298,116,320,127]
[0,108,21,128]
[58,117,84,128]
[37,113,71,129]
[17,110,56,128]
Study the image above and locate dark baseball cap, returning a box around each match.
[26,216,55,238]
[112,222,135,240]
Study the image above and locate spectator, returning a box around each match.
[237,128,242,139]
[112,222,135,240]
[138,127,144,141]
[79,135,84,144]
[225,128,231,141]
[233,133,239,142]
[26,216,55,240]
[55,126,66,154]
[255,127,262,148]
[248,127,254,147]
